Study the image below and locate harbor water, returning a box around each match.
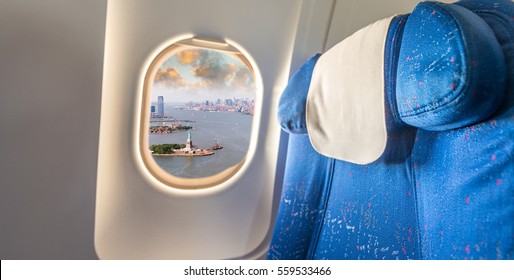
[149,103,253,178]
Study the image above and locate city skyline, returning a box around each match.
[150,96,255,105]
[150,95,255,117]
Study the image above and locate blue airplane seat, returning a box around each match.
[269,0,513,260]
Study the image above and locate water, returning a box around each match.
[149,103,253,178]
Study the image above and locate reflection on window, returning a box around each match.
[141,38,257,188]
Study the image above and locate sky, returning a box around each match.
[151,48,256,103]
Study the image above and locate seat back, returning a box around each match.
[268,0,513,260]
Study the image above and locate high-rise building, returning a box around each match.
[157,96,164,118]
[150,105,156,117]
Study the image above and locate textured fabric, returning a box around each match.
[269,0,514,260]
[411,0,514,260]
[269,15,416,260]
[267,134,335,260]
[397,2,506,131]
[306,17,393,164]
[278,54,321,134]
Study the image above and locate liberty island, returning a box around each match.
[151,130,215,157]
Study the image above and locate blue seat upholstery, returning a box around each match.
[268,0,513,260]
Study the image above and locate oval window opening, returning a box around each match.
[140,38,257,189]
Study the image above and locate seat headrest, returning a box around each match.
[277,1,509,164]
[397,1,507,131]
[306,16,394,164]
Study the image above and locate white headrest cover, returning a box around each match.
[306,16,393,164]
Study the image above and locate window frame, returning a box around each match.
[139,37,259,189]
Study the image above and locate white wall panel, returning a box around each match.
[325,0,454,51]
[96,0,309,259]
[0,0,106,259]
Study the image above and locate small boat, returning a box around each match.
[211,140,223,150]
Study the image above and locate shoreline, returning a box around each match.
[152,150,215,157]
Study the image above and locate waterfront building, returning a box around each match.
[150,105,156,117]
[157,96,164,118]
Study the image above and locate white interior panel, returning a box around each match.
[325,0,454,51]
[0,0,106,259]
[95,0,333,259]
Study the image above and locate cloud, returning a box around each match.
[189,52,255,90]
[154,49,255,92]
[224,64,254,89]
[154,67,187,87]
[176,49,201,65]
[192,64,226,83]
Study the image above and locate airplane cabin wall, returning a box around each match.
[95,0,327,260]
[325,0,454,51]
[0,0,106,259]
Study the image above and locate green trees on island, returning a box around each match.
[149,125,193,134]
[150,144,186,154]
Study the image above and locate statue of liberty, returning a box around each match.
[185,130,192,151]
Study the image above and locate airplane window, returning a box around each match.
[140,38,257,189]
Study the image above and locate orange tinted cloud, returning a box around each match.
[155,67,187,87]
[177,49,201,65]
[192,62,254,90]
[193,65,220,80]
